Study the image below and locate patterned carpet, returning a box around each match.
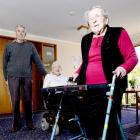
[124,124,140,140]
[122,108,140,140]
[0,109,139,140]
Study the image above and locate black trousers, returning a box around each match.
[8,76,33,127]
[78,84,125,140]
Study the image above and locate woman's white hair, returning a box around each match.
[84,5,109,23]
[52,61,62,68]
[51,60,62,74]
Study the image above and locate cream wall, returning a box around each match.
[45,39,81,77]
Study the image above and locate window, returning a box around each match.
[128,46,140,89]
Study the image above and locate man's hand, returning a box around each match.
[5,81,8,85]
[113,66,126,78]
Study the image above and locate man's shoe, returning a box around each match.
[9,126,21,133]
[27,123,36,130]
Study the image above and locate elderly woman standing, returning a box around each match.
[74,6,138,140]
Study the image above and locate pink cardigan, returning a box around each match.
[76,29,138,84]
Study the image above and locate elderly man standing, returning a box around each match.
[3,25,47,132]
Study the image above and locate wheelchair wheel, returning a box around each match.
[52,124,59,136]
[68,119,80,133]
[41,118,50,131]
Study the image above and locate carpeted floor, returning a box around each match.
[0,109,139,140]
[0,112,81,140]
[122,108,140,140]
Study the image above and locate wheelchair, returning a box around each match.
[41,90,81,137]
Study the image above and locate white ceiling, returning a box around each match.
[0,0,140,43]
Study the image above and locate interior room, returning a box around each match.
[0,0,140,139]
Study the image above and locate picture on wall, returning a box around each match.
[42,43,57,72]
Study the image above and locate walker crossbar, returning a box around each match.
[42,84,109,95]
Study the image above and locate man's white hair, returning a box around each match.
[16,25,26,29]
[15,25,26,34]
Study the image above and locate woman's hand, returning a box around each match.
[113,66,126,78]
[71,73,79,82]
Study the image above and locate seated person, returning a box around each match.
[43,61,68,88]
[43,61,79,118]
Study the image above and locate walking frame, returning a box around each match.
[42,74,126,140]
